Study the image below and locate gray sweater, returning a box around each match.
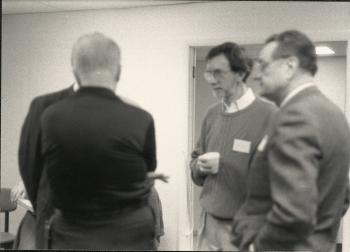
[190,98,276,218]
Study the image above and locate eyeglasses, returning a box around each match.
[255,55,290,72]
[203,69,232,82]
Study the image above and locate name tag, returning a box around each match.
[232,139,251,154]
[257,135,268,152]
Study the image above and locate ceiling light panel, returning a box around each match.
[316,46,335,56]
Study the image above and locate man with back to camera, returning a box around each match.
[190,42,276,251]
[22,32,158,250]
[16,84,165,249]
[231,30,350,252]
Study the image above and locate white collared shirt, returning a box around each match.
[223,87,256,113]
[73,82,79,92]
[280,82,315,108]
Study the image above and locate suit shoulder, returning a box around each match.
[275,92,329,132]
[32,87,72,108]
[283,91,338,119]
[119,100,154,124]
[35,88,73,118]
[254,97,277,113]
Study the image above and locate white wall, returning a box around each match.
[315,57,347,111]
[2,1,350,250]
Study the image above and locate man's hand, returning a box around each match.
[197,152,220,174]
[10,181,27,203]
[249,243,255,252]
[197,159,215,174]
[147,172,170,183]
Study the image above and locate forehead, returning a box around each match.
[206,54,230,70]
[259,41,278,61]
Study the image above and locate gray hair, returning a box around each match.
[71,32,121,76]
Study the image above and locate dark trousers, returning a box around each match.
[37,187,163,249]
[48,205,157,250]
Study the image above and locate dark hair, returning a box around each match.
[206,42,252,82]
[265,30,318,76]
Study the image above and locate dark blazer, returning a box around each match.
[39,86,157,249]
[18,86,164,248]
[18,86,75,248]
[40,86,156,212]
[232,86,350,252]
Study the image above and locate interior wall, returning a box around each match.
[2,1,350,250]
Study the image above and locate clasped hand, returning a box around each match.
[147,172,169,183]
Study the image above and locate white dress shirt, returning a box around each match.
[223,87,256,113]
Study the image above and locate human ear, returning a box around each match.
[285,56,299,79]
[236,71,245,84]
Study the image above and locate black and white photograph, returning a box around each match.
[1,1,350,251]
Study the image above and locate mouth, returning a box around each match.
[211,88,223,99]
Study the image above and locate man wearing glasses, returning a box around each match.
[231,30,350,252]
[190,42,276,251]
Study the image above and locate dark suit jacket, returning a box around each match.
[40,86,156,212]
[232,86,350,252]
[18,86,164,248]
[18,86,75,248]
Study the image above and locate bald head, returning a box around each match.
[71,32,121,88]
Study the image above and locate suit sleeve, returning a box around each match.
[144,118,157,172]
[254,111,321,248]
[190,116,208,186]
[18,99,45,210]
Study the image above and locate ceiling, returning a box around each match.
[3,1,347,58]
[2,0,204,15]
[196,41,348,60]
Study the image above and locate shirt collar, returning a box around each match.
[73,82,79,92]
[223,87,256,113]
[76,86,118,100]
[280,82,315,107]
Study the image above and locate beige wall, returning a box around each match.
[2,1,350,250]
[315,57,347,111]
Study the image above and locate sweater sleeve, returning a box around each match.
[144,118,157,172]
[190,115,208,186]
